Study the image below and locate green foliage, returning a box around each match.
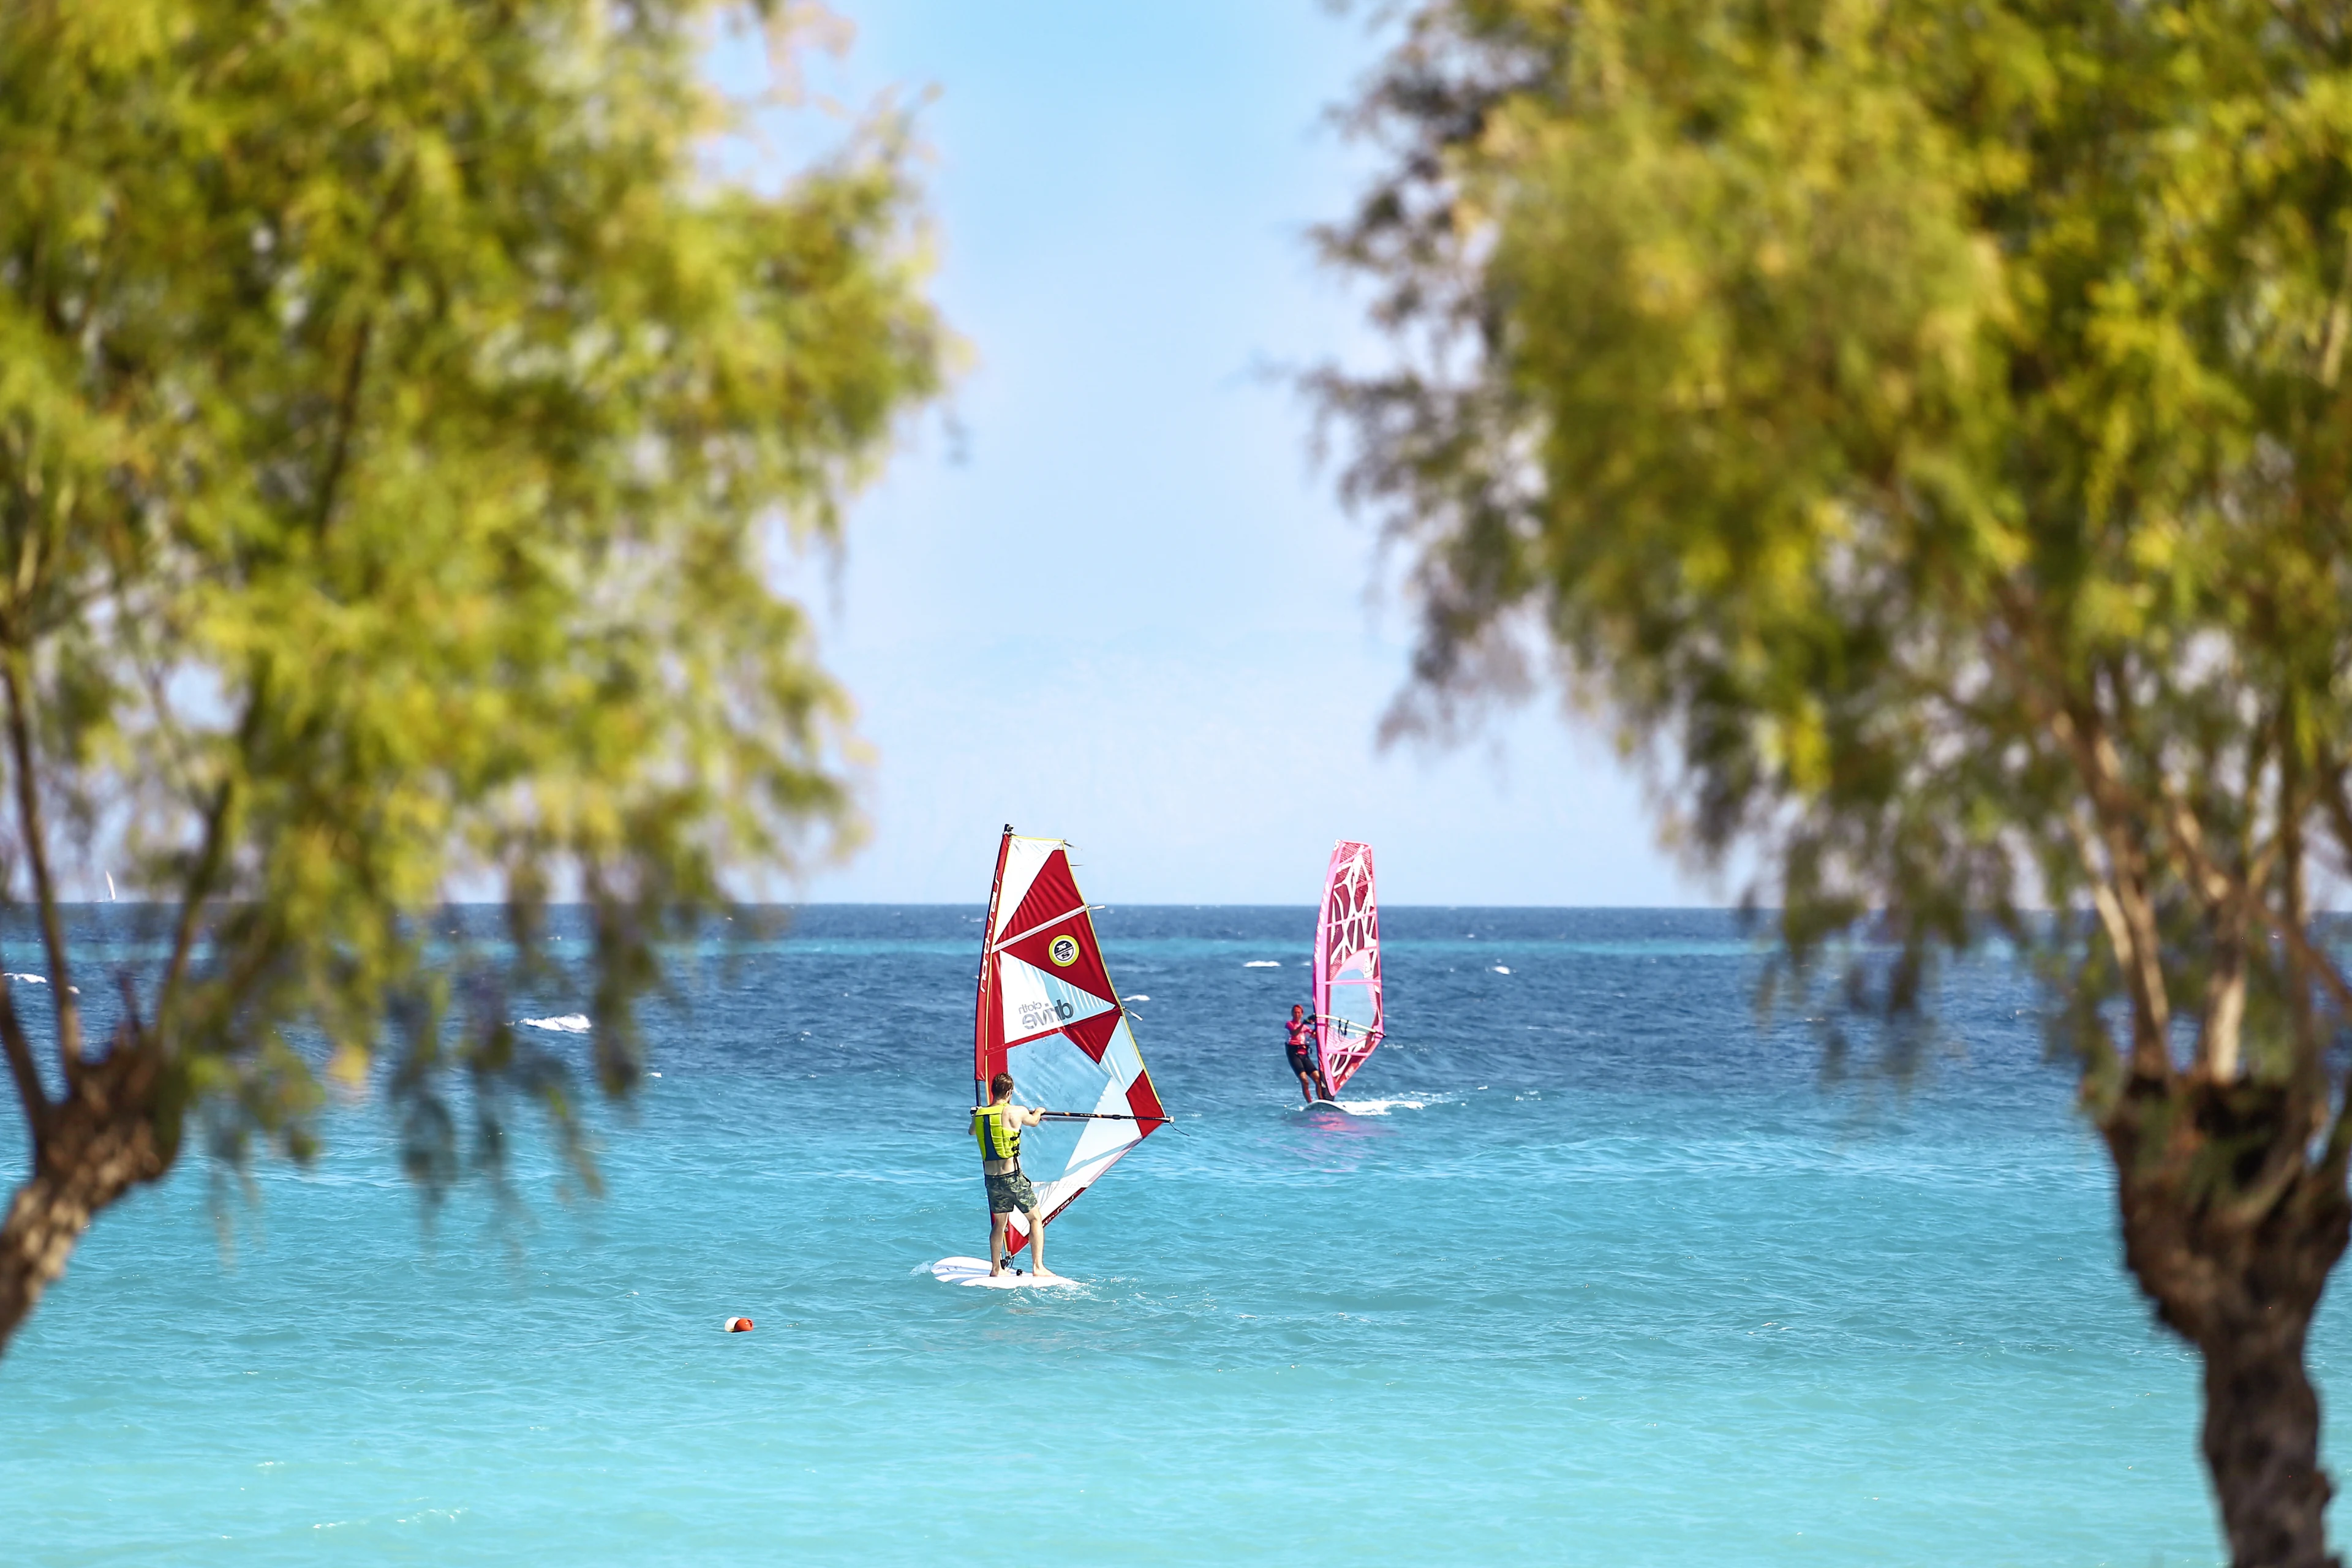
[1323,13,2352,1542]
[0,0,943,1189]
[1319,0,2352,1087]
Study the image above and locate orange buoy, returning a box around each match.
[725,1316,753,1333]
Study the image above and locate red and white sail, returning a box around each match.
[972,827,1166,1261]
[1314,840,1384,1096]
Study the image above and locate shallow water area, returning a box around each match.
[0,907,2299,1564]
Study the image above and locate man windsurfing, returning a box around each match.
[1286,1003,1332,1103]
[972,1071,1058,1278]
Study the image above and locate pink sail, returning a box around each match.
[971,827,1166,1262]
[1313,840,1384,1096]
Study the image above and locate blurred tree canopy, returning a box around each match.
[1320,2,2352,1561]
[0,0,943,1352]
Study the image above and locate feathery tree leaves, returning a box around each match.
[0,0,943,1352]
[1319,3,2352,1561]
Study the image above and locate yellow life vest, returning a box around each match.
[973,1101,1021,1166]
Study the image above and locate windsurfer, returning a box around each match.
[1286,1004,1332,1102]
[973,1071,1057,1278]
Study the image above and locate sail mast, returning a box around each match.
[973,823,1016,1109]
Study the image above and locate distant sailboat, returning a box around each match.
[968,826,1167,1265]
[1314,840,1385,1097]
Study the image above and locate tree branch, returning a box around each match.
[1985,600,2178,1076]
[2318,757,2352,890]
[2201,941,2248,1083]
[160,777,234,1025]
[2068,807,2140,983]
[2158,779,2244,913]
[2048,700,2174,1073]
[2274,721,2322,1085]
[0,651,77,1073]
[0,976,45,1147]
[159,663,271,1027]
[2320,208,2352,388]
[312,308,374,538]
[2061,715,2352,1088]
[309,172,412,543]
[2154,750,2268,1081]
[2267,907,2352,1027]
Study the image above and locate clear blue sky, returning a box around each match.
[724,2,1712,907]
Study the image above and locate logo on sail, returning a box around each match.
[1018,997,1078,1033]
[1048,933,1080,967]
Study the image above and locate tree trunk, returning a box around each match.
[2104,1072,2352,1568]
[0,1037,171,1355]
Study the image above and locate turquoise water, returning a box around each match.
[0,907,2307,1564]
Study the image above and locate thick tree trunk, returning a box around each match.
[2104,1073,2351,1568]
[2204,1314,2335,1568]
[0,1038,170,1356]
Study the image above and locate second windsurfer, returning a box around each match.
[973,1071,1057,1278]
[1286,1003,1332,1103]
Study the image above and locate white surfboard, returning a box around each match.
[929,1256,1081,1289]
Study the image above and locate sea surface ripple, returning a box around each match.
[0,907,2299,1565]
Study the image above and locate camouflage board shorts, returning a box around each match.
[985,1167,1037,1215]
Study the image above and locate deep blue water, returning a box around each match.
[0,906,2304,1564]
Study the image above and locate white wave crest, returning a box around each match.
[1243,960,1280,968]
[4,972,44,984]
[1492,965,1512,974]
[1338,1098,1427,1116]
[520,1014,590,1033]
